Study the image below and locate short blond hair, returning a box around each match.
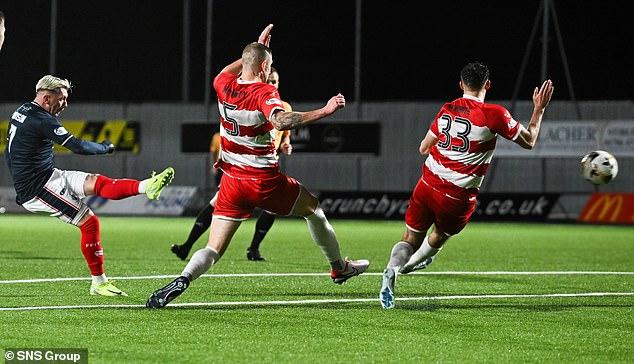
[36,75,72,93]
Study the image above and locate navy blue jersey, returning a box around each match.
[5,102,110,204]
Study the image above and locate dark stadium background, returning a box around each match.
[0,0,630,103]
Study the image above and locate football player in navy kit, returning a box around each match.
[5,75,175,297]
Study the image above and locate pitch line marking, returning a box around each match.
[1,292,632,311]
[1,271,633,284]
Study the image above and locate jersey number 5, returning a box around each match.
[436,114,472,153]
[221,102,240,136]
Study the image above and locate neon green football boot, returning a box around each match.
[145,167,175,200]
[90,281,128,297]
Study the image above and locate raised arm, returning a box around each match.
[219,24,274,76]
[269,93,346,130]
[258,23,273,47]
[514,79,554,149]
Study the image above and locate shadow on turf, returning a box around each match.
[0,250,66,260]
[430,274,525,284]
[144,301,634,312]
[396,302,634,311]
[219,292,371,299]
[0,294,48,298]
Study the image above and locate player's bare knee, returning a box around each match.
[85,174,99,183]
[429,229,450,248]
[292,187,319,217]
[402,227,425,247]
[83,174,99,195]
[306,195,320,215]
[77,209,96,227]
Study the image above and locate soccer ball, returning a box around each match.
[581,150,618,185]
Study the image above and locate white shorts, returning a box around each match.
[21,168,91,225]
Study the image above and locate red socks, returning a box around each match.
[80,215,104,276]
[94,175,140,200]
[85,175,139,276]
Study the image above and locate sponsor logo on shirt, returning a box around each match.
[266,98,281,105]
[54,127,68,136]
[508,119,517,128]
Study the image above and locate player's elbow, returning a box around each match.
[516,129,537,150]
[270,111,298,131]
[518,138,536,150]
[269,113,286,130]
[419,142,432,155]
[270,118,287,130]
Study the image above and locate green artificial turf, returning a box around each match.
[1,215,632,363]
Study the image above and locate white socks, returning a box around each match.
[304,206,344,271]
[138,179,148,194]
[92,274,108,285]
[181,247,220,281]
[387,241,414,270]
[402,236,440,271]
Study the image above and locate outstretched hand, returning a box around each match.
[533,79,554,110]
[325,93,346,114]
[258,24,274,47]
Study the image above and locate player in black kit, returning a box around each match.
[5,75,175,297]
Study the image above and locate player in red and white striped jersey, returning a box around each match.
[424,95,521,201]
[212,69,284,179]
[169,68,293,262]
[245,66,293,261]
[380,62,554,309]
[147,24,369,308]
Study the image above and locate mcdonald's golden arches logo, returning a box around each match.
[578,193,634,224]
